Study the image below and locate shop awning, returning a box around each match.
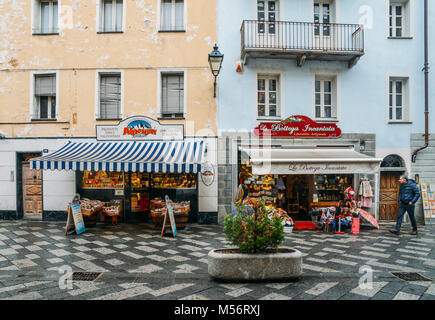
[241,147,382,175]
[31,141,205,173]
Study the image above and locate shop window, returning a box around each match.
[161,72,184,118]
[99,0,124,32]
[33,0,58,34]
[389,0,411,38]
[313,174,353,202]
[98,73,122,120]
[32,73,57,120]
[160,0,185,31]
[314,76,337,120]
[257,74,280,118]
[151,173,197,189]
[257,1,279,34]
[82,171,124,189]
[388,77,409,122]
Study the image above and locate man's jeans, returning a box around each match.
[396,203,418,231]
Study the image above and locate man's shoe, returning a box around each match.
[389,229,400,235]
[410,230,418,236]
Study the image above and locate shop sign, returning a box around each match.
[201,162,215,186]
[254,115,341,138]
[252,162,380,176]
[96,116,184,141]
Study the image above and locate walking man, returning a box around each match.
[390,174,420,235]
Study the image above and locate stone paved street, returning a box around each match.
[0,220,434,301]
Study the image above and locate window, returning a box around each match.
[99,73,121,119]
[389,0,411,38]
[160,0,184,31]
[33,74,56,120]
[161,73,184,118]
[315,77,336,119]
[389,77,409,122]
[100,0,123,32]
[314,0,331,36]
[257,75,279,118]
[33,1,58,34]
[257,1,279,34]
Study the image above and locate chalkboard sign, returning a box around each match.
[65,194,85,235]
[161,195,177,238]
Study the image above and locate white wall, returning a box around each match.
[0,138,77,212]
[198,137,218,212]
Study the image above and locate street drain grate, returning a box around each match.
[72,272,102,281]
[391,272,432,282]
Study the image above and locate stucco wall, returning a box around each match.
[0,0,217,138]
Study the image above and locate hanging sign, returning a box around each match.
[254,115,341,138]
[201,161,215,187]
[96,116,184,141]
[65,194,85,235]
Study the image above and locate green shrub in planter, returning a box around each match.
[223,199,285,253]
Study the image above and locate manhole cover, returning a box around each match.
[391,272,432,282]
[72,272,102,281]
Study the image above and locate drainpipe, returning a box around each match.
[412,0,430,163]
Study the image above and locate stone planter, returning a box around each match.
[208,247,302,281]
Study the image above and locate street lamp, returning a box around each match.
[208,44,224,98]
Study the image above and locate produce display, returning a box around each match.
[151,173,197,189]
[82,170,124,189]
[79,198,104,215]
[102,200,122,217]
[149,198,190,228]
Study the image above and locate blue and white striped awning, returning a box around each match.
[30,141,205,173]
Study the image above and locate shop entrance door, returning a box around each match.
[379,172,401,221]
[22,162,43,219]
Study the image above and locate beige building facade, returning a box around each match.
[0,0,219,222]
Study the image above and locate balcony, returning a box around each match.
[241,20,364,68]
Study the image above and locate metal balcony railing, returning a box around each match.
[241,20,364,64]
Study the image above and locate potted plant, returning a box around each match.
[208,199,302,281]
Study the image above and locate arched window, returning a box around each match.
[381,154,405,168]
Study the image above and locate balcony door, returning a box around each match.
[313,0,336,50]
[256,0,279,48]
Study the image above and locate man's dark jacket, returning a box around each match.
[398,179,421,205]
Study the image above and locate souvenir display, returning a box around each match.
[313,174,353,202]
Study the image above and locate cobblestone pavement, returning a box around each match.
[0,220,434,300]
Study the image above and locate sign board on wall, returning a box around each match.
[254,115,342,138]
[421,183,435,219]
[96,116,184,141]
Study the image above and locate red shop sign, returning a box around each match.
[254,115,342,138]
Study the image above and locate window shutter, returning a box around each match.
[35,75,56,96]
[100,75,121,119]
[161,74,184,115]
[161,0,172,30]
[175,0,184,30]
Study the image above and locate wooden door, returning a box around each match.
[379,172,401,221]
[22,162,42,219]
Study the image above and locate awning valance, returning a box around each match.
[31,141,205,173]
[241,147,382,175]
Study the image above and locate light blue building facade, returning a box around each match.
[216,0,434,224]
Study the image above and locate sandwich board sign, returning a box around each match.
[161,195,177,238]
[66,194,85,235]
